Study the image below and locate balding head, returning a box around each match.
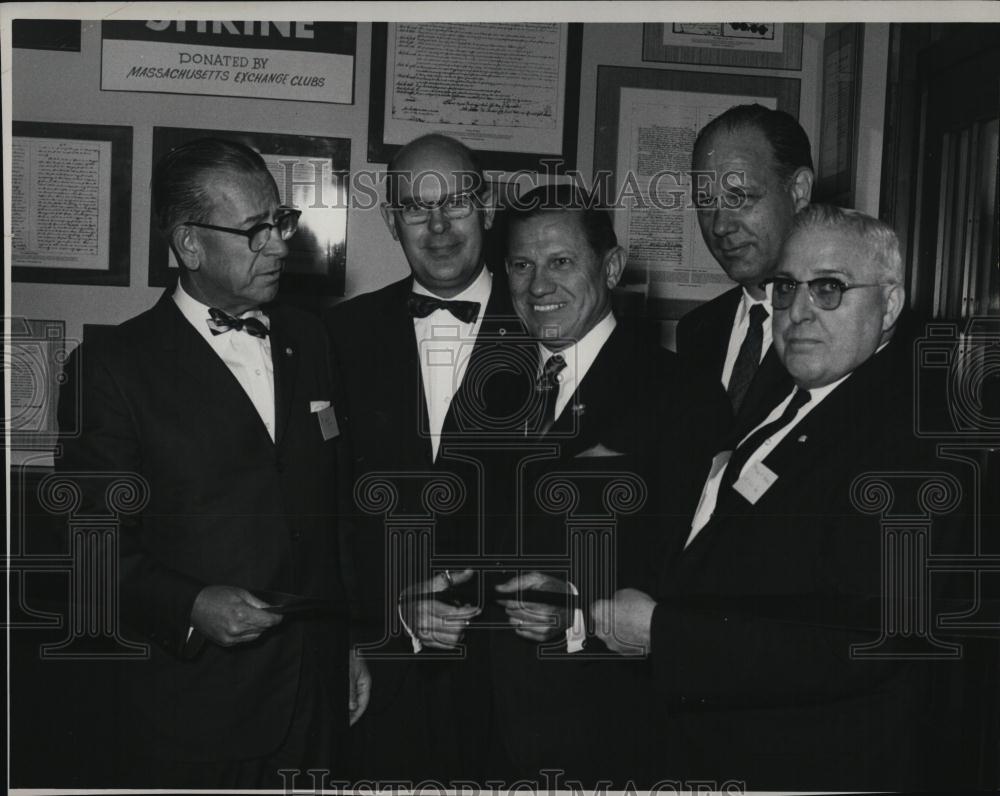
[381,134,495,297]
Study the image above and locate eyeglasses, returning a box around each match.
[390,192,479,225]
[764,277,886,311]
[183,207,301,252]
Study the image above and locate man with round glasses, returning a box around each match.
[592,206,963,788]
[58,137,365,787]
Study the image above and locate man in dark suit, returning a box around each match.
[57,138,366,789]
[677,104,813,434]
[474,185,726,785]
[325,133,523,780]
[594,205,963,789]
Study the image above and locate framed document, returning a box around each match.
[148,126,350,298]
[12,122,132,286]
[368,22,583,171]
[815,24,863,207]
[7,318,68,453]
[594,66,800,320]
[643,23,803,70]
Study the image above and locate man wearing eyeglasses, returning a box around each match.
[325,133,523,780]
[592,206,957,789]
[57,137,366,787]
[677,104,813,436]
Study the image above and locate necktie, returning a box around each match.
[406,293,481,324]
[723,388,811,488]
[207,307,269,338]
[727,303,769,413]
[536,353,567,435]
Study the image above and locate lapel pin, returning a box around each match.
[572,403,586,416]
[285,347,294,356]
[797,434,808,443]
[498,327,507,336]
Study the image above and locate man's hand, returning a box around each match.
[401,569,480,650]
[190,585,283,646]
[349,648,372,726]
[495,571,571,643]
[591,588,656,656]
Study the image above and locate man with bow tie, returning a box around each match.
[57,138,366,788]
[325,133,524,780]
[593,206,961,789]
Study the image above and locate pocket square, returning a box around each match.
[310,400,331,413]
[575,443,626,458]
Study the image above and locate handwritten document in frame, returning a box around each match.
[380,23,573,165]
[11,121,132,286]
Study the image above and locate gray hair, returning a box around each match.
[792,204,903,285]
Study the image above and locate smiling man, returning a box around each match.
[325,133,524,781]
[593,206,961,789]
[476,184,726,785]
[57,138,363,787]
[677,104,813,431]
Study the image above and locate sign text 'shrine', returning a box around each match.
[145,21,316,39]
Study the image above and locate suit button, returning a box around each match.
[290,528,301,541]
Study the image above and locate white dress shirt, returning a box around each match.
[413,267,492,461]
[538,310,617,424]
[686,373,851,547]
[173,282,276,441]
[720,286,773,390]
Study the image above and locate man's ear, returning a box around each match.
[479,185,496,231]
[882,282,906,333]
[603,245,626,290]
[380,203,400,241]
[789,167,814,212]
[171,225,201,272]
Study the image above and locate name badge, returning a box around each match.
[733,461,778,505]
[316,405,340,441]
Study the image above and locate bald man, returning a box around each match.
[326,134,523,780]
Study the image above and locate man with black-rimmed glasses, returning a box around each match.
[58,137,366,788]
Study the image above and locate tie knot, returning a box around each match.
[207,307,269,338]
[748,303,769,327]
[537,353,566,392]
[788,387,811,413]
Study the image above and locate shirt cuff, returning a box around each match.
[398,603,423,653]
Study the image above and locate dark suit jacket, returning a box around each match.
[325,270,525,779]
[676,286,791,437]
[471,322,729,785]
[647,342,964,790]
[57,292,347,763]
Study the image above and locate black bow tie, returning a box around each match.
[406,293,481,324]
[207,307,269,338]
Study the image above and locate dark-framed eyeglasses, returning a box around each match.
[763,277,886,311]
[389,191,479,225]
[183,206,301,252]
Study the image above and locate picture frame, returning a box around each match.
[368,22,583,172]
[148,126,351,298]
[643,22,803,71]
[594,66,801,320]
[815,23,864,207]
[12,121,132,286]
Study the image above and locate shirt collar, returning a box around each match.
[539,310,617,377]
[411,265,492,309]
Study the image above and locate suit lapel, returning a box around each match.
[388,278,433,464]
[268,311,298,449]
[153,292,275,448]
